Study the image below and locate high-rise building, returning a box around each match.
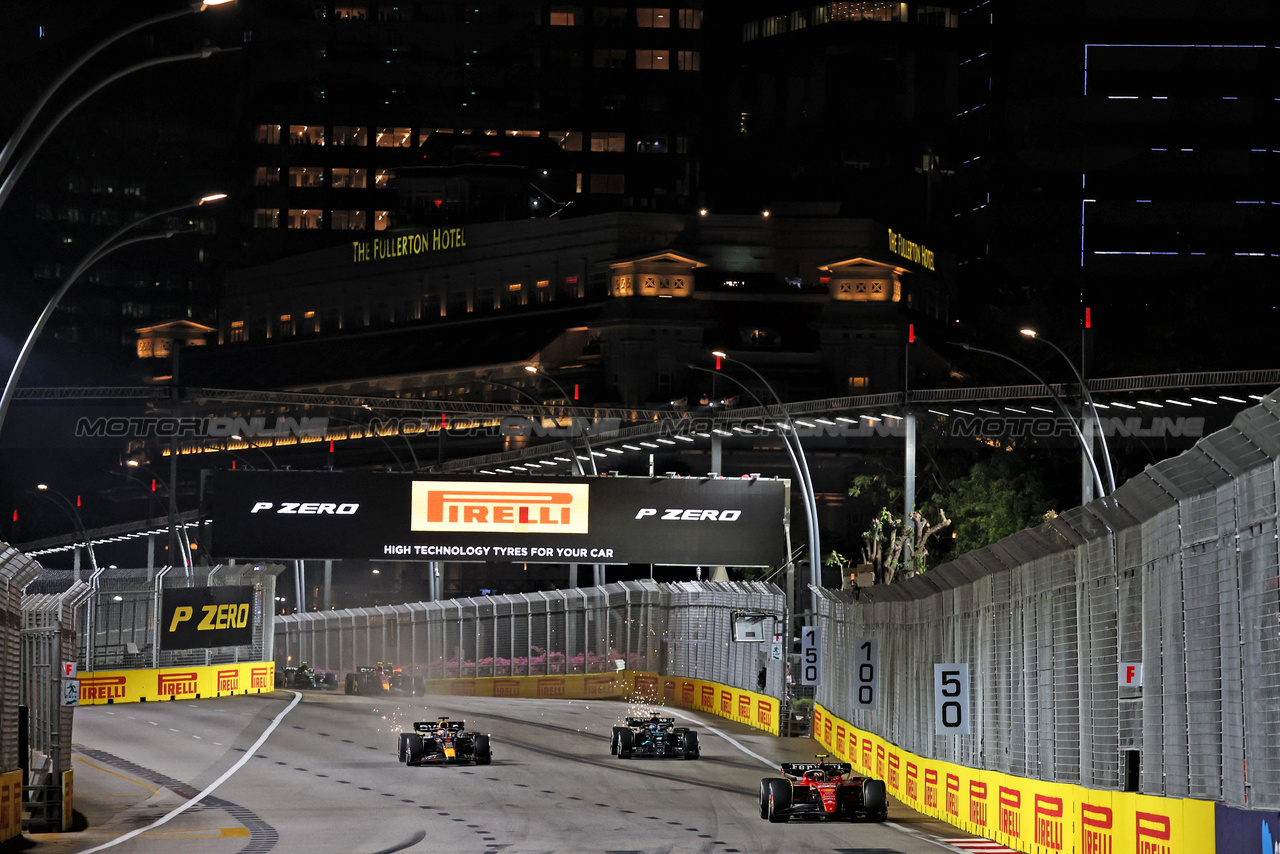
[952,3,1277,373]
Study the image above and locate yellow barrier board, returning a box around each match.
[76,662,275,705]
[420,670,780,735]
[813,704,1217,854]
[0,769,21,843]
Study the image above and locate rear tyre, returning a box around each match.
[682,730,700,759]
[406,737,424,767]
[324,672,338,688]
[617,727,634,759]
[764,778,791,823]
[397,733,411,763]
[863,778,888,821]
[473,734,492,765]
[344,673,358,695]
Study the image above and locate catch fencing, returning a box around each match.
[24,564,283,672]
[275,580,787,698]
[21,581,93,831]
[813,389,1280,810]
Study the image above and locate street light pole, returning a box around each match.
[523,365,598,475]
[1019,329,1117,494]
[482,376,587,476]
[710,351,821,621]
[124,461,191,571]
[956,342,1107,497]
[32,485,97,575]
[689,363,807,626]
[0,1,235,193]
[0,194,226,440]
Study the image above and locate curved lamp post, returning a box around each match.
[231,433,281,470]
[0,1,235,193]
[0,193,226,439]
[955,342,1106,497]
[523,365,598,475]
[709,351,821,610]
[1019,328,1117,494]
[32,484,97,573]
[124,461,192,570]
[0,48,235,213]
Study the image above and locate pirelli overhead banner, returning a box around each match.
[208,472,788,567]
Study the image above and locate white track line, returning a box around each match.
[661,708,780,769]
[79,691,302,853]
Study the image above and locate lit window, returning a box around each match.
[679,9,702,28]
[590,132,625,152]
[549,6,580,25]
[333,125,367,146]
[507,283,522,291]
[288,166,324,188]
[330,210,367,230]
[850,377,870,389]
[636,135,667,153]
[332,167,368,188]
[289,125,324,145]
[419,128,454,145]
[635,50,670,70]
[677,51,700,71]
[253,167,280,186]
[373,210,389,231]
[536,279,550,288]
[375,127,411,147]
[252,209,279,228]
[287,209,323,229]
[375,170,392,186]
[255,124,281,144]
[550,131,583,151]
[636,8,670,28]
[505,129,541,137]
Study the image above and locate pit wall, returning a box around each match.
[422,669,780,735]
[813,704,1264,854]
[74,662,276,705]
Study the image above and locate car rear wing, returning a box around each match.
[413,720,465,733]
[782,761,852,776]
[626,717,675,726]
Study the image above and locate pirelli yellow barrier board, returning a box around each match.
[422,670,779,735]
[0,769,22,844]
[812,704,1216,854]
[76,662,275,705]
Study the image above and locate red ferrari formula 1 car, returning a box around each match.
[759,756,888,823]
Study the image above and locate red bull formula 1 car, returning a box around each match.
[759,756,888,822]
[397,717,492,766]
[610,714,700,759]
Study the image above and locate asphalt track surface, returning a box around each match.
[21,690,1010,854]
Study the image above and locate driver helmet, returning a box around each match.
[806,769,828,782]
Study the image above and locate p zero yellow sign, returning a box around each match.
[410,481,590,534]
[160,586,256,649]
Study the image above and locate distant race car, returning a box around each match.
[343,663,418,695]
[759,756,888,823]
[610,714,700,760]
[397,717,491,766]
[276,664,337,690]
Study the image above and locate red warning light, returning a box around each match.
[1085,307,1092,329]
[908,323,915,344]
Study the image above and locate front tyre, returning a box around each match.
[617,727,634,759]
[397,733,411,763]
[863,778,888,821]
[682,730,700,759]
[407,737,424,767]
[764,778,791,823]
[474,734,492,765]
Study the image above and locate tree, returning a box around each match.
[922,454,1056,562]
